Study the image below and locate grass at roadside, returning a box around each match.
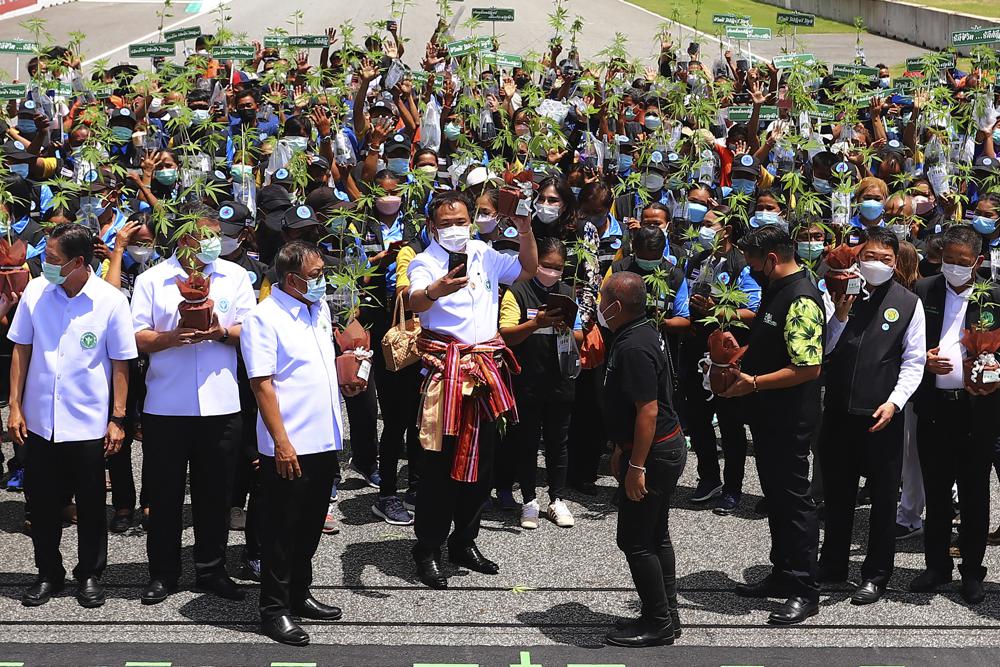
[905,0,998,18]
[624,0,858,35]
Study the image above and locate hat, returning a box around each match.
[369,98,398,117]
[1,138,33,161]
[882,139,905,157]
[110,107,137,128]
[731,153,759,179]
[258,184,293,231]
[308,154,331,171]
[640,149,669,175]
[831,160,856,179]
[217,201,253,235]
[492,218,521,252]
[465,166,502,188]
[974,155,999,174]
[17,99,39,117]
[271,167,293,187]
[79,165,121,192]
[305,186,353,217]
[384,132,411,157]
[282,204,321,230]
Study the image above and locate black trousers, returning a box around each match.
[916,395,992,581]
[344,380,378,474]
[679,361,748,496]
[567,366,607,487]
[24,432,107,582]
[106,438,150,512]
[374,324,422,497]
[514,394,571,504]
[414,422,496,555]
[142,412,241,583]
[747,394,820,600]
[616,434,686,626]
[818,410,904,586]
[259,450,337,621]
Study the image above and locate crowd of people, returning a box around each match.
[3,10,1000,649]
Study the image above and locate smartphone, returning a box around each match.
[385,20,398,32]
[447,251,468,278]
[545,292,578,328]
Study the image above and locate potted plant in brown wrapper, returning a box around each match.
[0,237,30,299]
[962,281,1000,396]
[823,243,863,299]
[175,271,214,331]
[698,279,750,394]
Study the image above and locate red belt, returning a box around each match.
[620,424,683,452]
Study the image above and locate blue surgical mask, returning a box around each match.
[698,226,718,246]
[154,168,177,186]
[42,260,77,285]
[293,273,327,302]
[687,202,708,223]
[110,125,133,142]
[196,236,222,264]
[231,164,254,182]
[859,199,885,221]
[731,178,755,195]
[16,119,36,134]
[9,163,29,179]
[879,77,892,88]
[644,115,662,130]
[387,157,410,175]
[285,136,308,152]
[635,257,660,271]
[192,108,210,123]
[972,215,998,234]
[993,130,1000,144]
[443,123,461,141]
[796,241,824,261]
[751,210,784,228]
[618,155,633,172]
[812,177,832,194]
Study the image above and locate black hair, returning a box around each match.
[977,192,1000,211]
[754,188,786,211]
[235,88,259,104]
[275,240,323,284]
[187,89,211,105]
[633,224,666,256]
[428,190,473,225]
[579,180,613,210]
[943,224,983,257]
[862,225,900,255]
[537,236,567,261]
[413,148,438,165]
[49,222,94,265]
[643,201,671,220]
[284,115,311,137]
[373,169,400,191]
[738,224,794,261]
[536,176,578,224]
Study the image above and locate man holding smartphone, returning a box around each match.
[406,190,537,589]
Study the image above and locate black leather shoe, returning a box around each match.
[415,554,448,589]
[141,579,178,605]
[909,569,952,593]
[448,543,500,575]
[195,574,245,601]
[22,578,64,607]
[293,596,342,620]
[76,577,105,608]
[605,618,674,648]
[850,580,884,605]
[735,575,787,598]
[614,615,682,639]
[961,577,986,605]
[768,596,819,625]
[262,614,309,647]
[109,511,133,534]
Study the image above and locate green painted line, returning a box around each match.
[0,662,25,667]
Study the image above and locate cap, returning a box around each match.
[831,160,856,179]
[384,132,411,157]
[974,155,999,174]
[17,99,39,117]
[271,167,293,186]
[110,107,138,127]
[258,184,292,212]
[305,186,353,217]
[882,138,905,157]
[731,153,759,179]
[217,201,253,235]
[308,154,331,171]
[1,138,33,161]
[80,165,121,192]
[492,218,521,252]
[465,166,502,188]
[370,98,398,117]
[282,204,321,230]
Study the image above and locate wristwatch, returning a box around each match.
[109,415,126,428]
[218,327,230,344]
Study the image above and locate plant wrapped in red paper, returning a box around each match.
[697,279,750,395]
[334,317,373,386]
[823,243,863,299]
[0,238,29,299]
[175,271,214,331]
[961,282,1000,395]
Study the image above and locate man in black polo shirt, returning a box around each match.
[600,272,686,648]
[721,226,825,625]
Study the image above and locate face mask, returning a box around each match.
[890,223,909,240]
[749,258,772,287]
[196,235,222,264]
[387,158,410,175]
[42,260,78,285]
[231,165,254,182]
[9,163,28,179]
[437,224,469,252]
[642,173,664,192]
[238,107,257,124]
[859,199,885,221]
[476,214,498,234]
[879,77,892,88]
[570,186,582,197]
[913,196,935,216]
[220,235,241,256]
[154,168,178,186]
[16,119,36,134]
[79,196,107,219]
[972,215,997,234]
[127,245,154,264]
[618,155,633,172]
[635,257,661,271]
[110,125,133,142]
[751,210,784,228]
[535,266,562,287]
[796,241,824,261]
[731,178,755,195]
[941,261,974,288]
[285,136,308,153]
[812,177,832,194]
[514,123,530,136]
[443,123,461,141]
[994,130,1000,144]
[375,196,402,215]
[643,115,661,130]
[687,202,708,223]
[597,300,619,328]
[418,164,437,175]
[859,260,894,286]
[292,274,327,303]
[624,109,637,120]
[698,226,718,247]
[191,108,210,123]
[535,203,561,224]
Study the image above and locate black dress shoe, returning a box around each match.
[735,575,787,599]
[109,511,133,534]
[195,574,245,601]
[262,614,309,647]
[415,554,448,589]
[76,577,106,608]
[605,618,674,648]
[961,577,986,605]
[850,580,884,605]
[768,596,819,625]
[614,615,682,639]
[293,596,342,620]
[448,543,500,575]
[909,569,952,593]
[141,579,178,605]
[22,578,64,607]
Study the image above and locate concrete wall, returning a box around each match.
[756,0,999,54]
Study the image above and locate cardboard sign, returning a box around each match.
[725,26,772,41]
[472,7,514,22]
[211,45,255,60]
[953,27,1000,46]
[0,39,37,54]
[777,12,815,27]
[0,83,26,99]
[163,26,201,43]
[128,42,176,58]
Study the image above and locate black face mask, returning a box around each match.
[238,107,257,124]
[749,257,773,288]
[919,258,941,277]
[515,76,530,89]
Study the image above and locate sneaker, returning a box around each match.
[521,500,540,529]
[229,507,247,531]
[323,503,339,535]
[546,500,575,528]
[372,495,414,526]
[238,557,261,582]
[6,468,23,492]
[329,482,339,502]
[895,523,924,540]
[712,492,740,516]
[349,458,381,489]
[403,489,417,512]
[495,488,520,511]
[691,480,723,503]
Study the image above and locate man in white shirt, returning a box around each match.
[406,190,536,589]
[131,208,256,605]
[818,227,926,605]
[241,241,363,646]
[911,225,1000,606]
[8,223,137,608]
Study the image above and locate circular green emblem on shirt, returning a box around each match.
[883,308,899,323]
[983,312,995,328]
[80,332,97,349]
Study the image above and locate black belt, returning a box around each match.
[937,388,969,401]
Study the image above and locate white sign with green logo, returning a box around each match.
[712,14,750,26]
[163,26,201,43]
[447,36,493,57]
[212,45,255,60]
[0,39,37,54]
[952,27,1000,46]
[472,7,514,22]
[725,26,772,41]
[128,42,176,58]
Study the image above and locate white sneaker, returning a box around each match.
[322,502,339,535]
[547,499,575,528]
[520,500,540,529]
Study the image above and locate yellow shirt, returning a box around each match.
[499,290,521,329]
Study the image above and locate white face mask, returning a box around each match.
[535,203,562,224]
[476,214,498,234]
[220,235,241,256]
[941,261,974,288]
[597,300,619,328]
[698,226,718,247]
[437,224,470,252]
[858,260,894,286]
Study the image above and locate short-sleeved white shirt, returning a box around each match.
[131,255,256,417]
[240,287,344,457]
[407,238,522,345]
[8,272,138,442]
